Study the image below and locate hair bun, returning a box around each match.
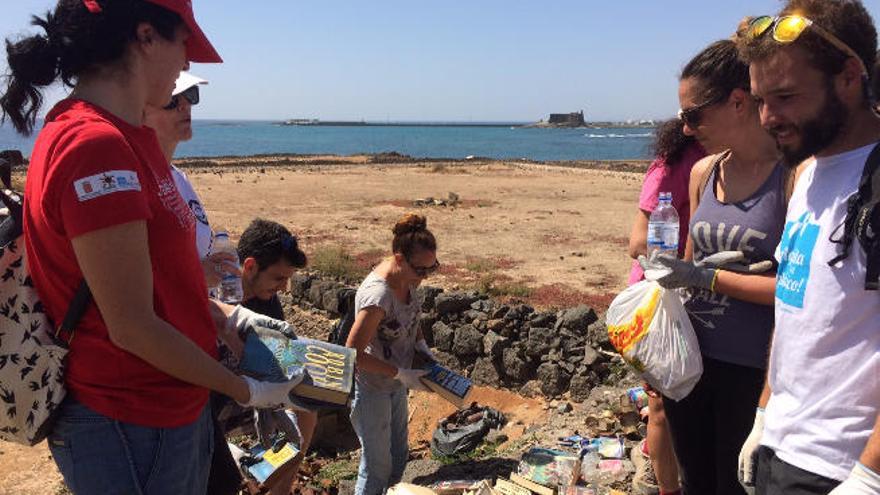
[392,213,427,236]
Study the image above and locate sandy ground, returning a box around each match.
[184,158,645,306]
[1,157,646,493]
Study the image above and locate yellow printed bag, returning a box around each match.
[606,281,701,401]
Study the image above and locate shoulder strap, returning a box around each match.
[56,280,92,343]
[827,143,880,290]
[696,151,728,208]
[782,164,797,205]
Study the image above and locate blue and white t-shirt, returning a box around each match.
[762,142,880,481]
[171,165,212,259]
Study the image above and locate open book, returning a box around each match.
[239,330,356,408]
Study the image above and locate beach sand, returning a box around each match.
[1,156,647,493]
[181,156,646,308]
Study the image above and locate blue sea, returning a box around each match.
[0,120,654,161]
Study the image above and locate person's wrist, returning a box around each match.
[698,267,719,291]
[851,462,880,489]
[235,376,252,405]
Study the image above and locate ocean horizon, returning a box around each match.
[0,120,656,162]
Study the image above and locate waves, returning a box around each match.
[585,132,653,139]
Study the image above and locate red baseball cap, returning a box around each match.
[145,0,222,63]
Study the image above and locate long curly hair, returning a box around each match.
[650,118,698,165]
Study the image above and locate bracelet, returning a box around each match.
[709,269,720,292]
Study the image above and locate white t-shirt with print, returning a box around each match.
[171,165,212,259]
[762,142,880,481]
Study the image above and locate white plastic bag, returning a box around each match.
[606,280,702,400]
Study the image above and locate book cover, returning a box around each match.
[517,447,581,488]
[509,472,556,495]
[420,362,473,409]
[239,329,356,407]
[243,442,300,484]
[495,477,533,495]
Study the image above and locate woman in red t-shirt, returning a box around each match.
[0,1,301,493]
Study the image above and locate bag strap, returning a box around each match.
[56,280,92,343]
[696,151,729,206]
[827,143,880,283]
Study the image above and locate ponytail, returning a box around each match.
[1,13,60,135]
[0,0,183,136]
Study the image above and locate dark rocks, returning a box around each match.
[483,331,509,358]
[289,273,314,298]
[502,347,535,382]
[586,315,611,350]
[486,319,505,333]
[556,305,598,333]
[569,372,595,403]
[435,291,481,315]
[504,304,534,323]
[463,309,489,323]
[433,321,455,352]
[417,286,444,313]
[529,312,555,328]
[583,345,601,367]
[537,363,572,397]
[490,305,510,320]
[452,324,483,357]
[418,314,438,344]
[526,327,555,358]
[470,299,494,313]
[279,272,618,400]
[470,357,501,386]
[519,380,543,398]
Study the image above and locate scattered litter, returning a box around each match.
[431,403,506,457]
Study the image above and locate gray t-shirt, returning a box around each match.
[354,271,421,390]
[685,158,786,369]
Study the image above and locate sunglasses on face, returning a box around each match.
[163,85,200,111]
[407,258,441,277]
[678,94,724,128]
[744,15,869,77]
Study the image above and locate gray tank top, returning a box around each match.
[685,154,787,369]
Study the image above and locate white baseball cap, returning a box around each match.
[173,71,209,96]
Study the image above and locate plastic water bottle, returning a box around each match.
[647,192,679,258]
[212,230,243,304]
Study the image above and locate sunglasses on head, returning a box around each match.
[678,94,725,128]
[744,15,868,77]
[407,257,441,277]
[163,85,200,110]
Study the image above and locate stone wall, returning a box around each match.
[289,272,619,402]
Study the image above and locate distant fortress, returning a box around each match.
[278,110,654,128]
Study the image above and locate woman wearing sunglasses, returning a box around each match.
[345,213,440,494]
[1,1,303,493]
[641,39,788,495]
[144,71,241,291]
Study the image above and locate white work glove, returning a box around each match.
[415,339,435,361]
[829,463,880,494]
[228,304,296,339]
[738,408,765,493]
[394,367,429,391]
[238,373,308,410]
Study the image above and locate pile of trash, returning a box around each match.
[384,386,652,495]
[432,403,507,458]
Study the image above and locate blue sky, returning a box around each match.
[1,1,879,122]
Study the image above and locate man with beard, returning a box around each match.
[734,1,880,494]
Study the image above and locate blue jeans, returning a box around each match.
[48,397,214,495]
[350,382,410,495]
